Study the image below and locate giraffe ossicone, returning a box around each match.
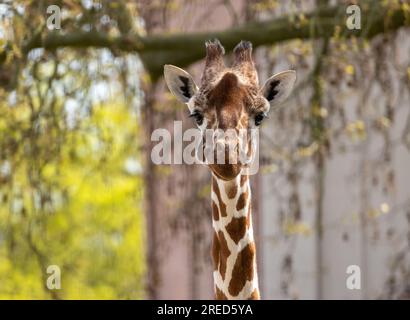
[164,40,296,300]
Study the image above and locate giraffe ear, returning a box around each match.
[164,65,198,103]
[261,70,296,107]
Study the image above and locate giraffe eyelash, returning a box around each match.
[254,112,268,126]
[189,110,204,125]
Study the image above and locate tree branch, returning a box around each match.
[22,1,409,79]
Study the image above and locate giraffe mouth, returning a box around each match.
[209,163,242,181]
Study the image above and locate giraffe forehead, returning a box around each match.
[203,73,249,127]
[208,73,246,101]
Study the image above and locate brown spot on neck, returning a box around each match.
[236,190,249,211]
[248,289,260,300]
[217,231,230,280]
[228,242,256,296]
[240,174,248,187]
[226,183,237,199]
[212,201,219,221]
[213,178,227,217]
[226,216,248,244]
[215,286,228,300]
[212,231,220,271]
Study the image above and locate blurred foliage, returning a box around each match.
[0,101,145,299]
[0,0,145,299]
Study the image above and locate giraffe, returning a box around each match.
[163,39,296,300]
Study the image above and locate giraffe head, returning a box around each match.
[164,40,296,180]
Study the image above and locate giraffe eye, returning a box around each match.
[189,110,204,126]
[254,112,266,126]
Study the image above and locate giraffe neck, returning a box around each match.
[211,173,260,300]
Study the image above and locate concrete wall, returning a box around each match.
[259,30,410,299]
